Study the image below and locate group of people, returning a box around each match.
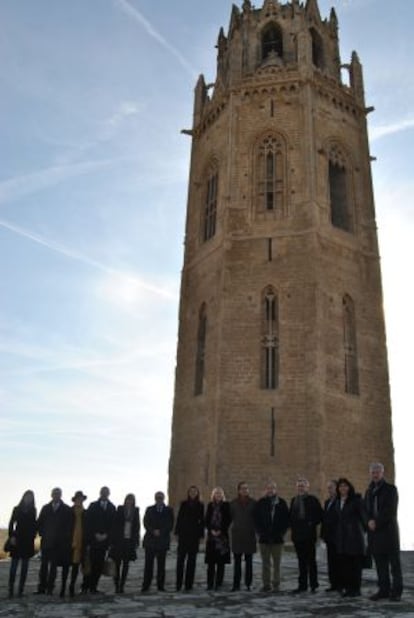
[6,462,403,603]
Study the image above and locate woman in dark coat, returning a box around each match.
[109,493,140,593]
[335,478,367,597]
[7,490,37,598]
[205,487,232,591]
[175,485,204,591]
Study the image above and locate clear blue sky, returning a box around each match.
[1,0,413,548]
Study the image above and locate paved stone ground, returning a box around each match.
[0,546,413,617]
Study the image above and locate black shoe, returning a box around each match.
[141,586,149,593]
[261,585,272,592]
[291,587,307,594]
[326,586,336,592]
[158,587,165,592]
[231,585,240,592]
[311,588,318,594]
[370,591,389,600]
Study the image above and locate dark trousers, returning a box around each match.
[294,540,318,590]
[207,561,225,589]
[9,558,29,595]
[233,553,253,588]
[69,563,80,594]
[114,559,130,592]
[176,549,197,590]
[142,549,167,591]
[373,551,403,596]
[337,554,362,593]
[38,549,58,593]
[89,546,106,592]
[326,542,340,590]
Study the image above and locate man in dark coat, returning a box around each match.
[365,462,403,601]
[289,478,323,593]
[85,486,116,593]
[230,482,256,591]
[142,491,174,592]
[321,480,340,592]
[37,487,73,596]
[254,481,289,592]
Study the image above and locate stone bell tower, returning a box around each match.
[168,0,394,505]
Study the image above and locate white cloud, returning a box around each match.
[0,218,177,300]
[370,117,414,142]
[113,0,197,78]
[0,159,114,205]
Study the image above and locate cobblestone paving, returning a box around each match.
[0,548,413,617]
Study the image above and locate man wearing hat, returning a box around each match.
[69,491,87,597]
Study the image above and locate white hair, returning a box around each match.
[369,462,384,472]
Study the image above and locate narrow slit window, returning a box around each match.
[343,295,359,395]
[261,288,279,389]
[194,304,207,396]
[203,171,218,241]
[257,135,286,214]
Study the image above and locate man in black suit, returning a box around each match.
[365,462,403,602]
[321,480,340,592]
[85,486,116,593]
[289,478,323,593]
[37,487,73,596]
[141,491,174,592]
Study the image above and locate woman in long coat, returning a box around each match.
[335,478,367,597]
[205,487,231,591]
[110,493,140,593]
[7,490,37,598]
[68,490,87,596]
[229,482,256,591]
[175,485,204,591]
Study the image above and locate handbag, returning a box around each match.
[102,556,116,577]
[3,536,16,553]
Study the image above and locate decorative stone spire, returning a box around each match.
[228,4,241,39]
[193,74,207,127]
[261,0,281,19]
[242,0,252,14]
[350,50,365,106]
[305,0,322,23]
[329,7,338,32]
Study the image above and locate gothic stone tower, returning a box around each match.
[168,0,394,505]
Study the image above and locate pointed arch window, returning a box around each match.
[203,166,218,242]
[194,303,207,396]
[261,287,279,389]
[262,23,283,61]
[310,28,324,69]
[257,135,286,214]
[329,145,353,232]
[343,295,359,395]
